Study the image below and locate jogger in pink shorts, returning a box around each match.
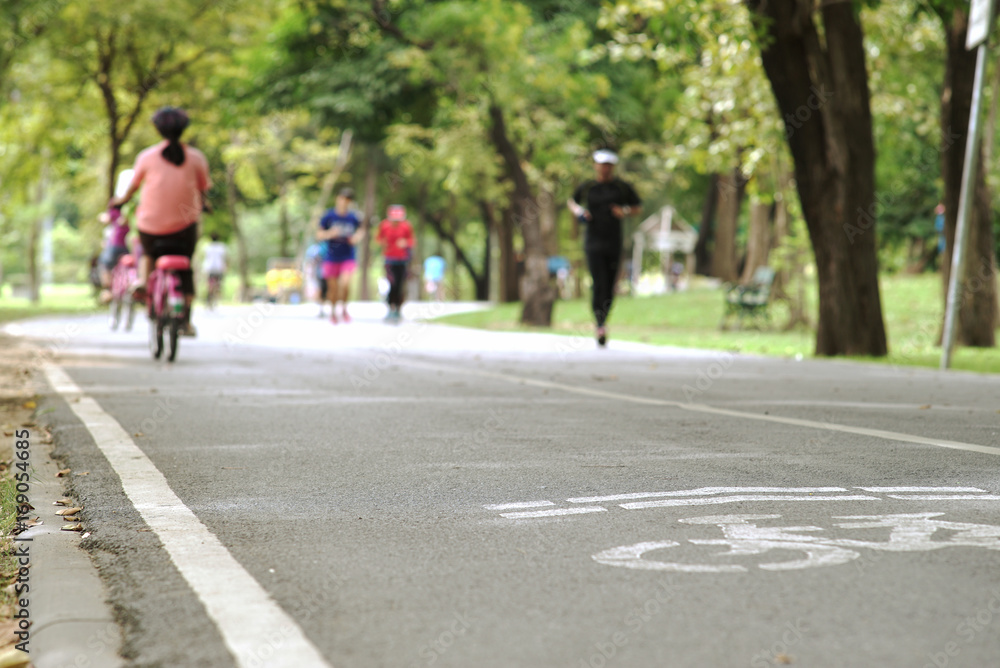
[316,188,364,323]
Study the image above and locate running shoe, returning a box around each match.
[596,326,607,347]
[330,312,339,325]
[341,309,351,323]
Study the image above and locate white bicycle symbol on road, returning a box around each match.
[593,513,1000,573]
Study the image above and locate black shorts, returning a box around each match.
[138,224,198,295]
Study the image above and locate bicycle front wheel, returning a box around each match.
[124,296,136,332]
[109,298,121,331]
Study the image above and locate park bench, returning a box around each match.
[720,266,775,330]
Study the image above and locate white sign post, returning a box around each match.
[941,0,995,369]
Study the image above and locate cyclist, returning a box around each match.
[316,187,364,324]
[97,204,131,303]
[201,232,227,307]
[567,149,642,347]
[376,204,415,322]
[111,106,211,337]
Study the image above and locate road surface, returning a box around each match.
[11,302,1000,668]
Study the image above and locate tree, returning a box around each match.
[744,0,888,356]
[46,0,244,198]
[929,1,998,346]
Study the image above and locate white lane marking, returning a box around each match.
[500,507,607,519]
[886,494,1000,501]
[398,360,1000,457]
[858,486,986,493]
[42,364,332,668]
[484,501,555,511]
[489,487,1000,520]
[620,494,880,510]
[567,487,849,503]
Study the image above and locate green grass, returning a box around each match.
[435,273,1000,374]
[0,284,100,325]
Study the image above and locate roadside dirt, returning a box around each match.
[0,333,40,668]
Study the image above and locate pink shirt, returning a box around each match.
[131,141,211,235]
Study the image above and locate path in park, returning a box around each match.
[10,303,1000,668]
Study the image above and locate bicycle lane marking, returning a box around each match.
[397,359,1000,458]
[42,363,333,668]
[591,512,1000,573]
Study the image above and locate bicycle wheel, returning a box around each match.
[124,296,136,332]
[109,297,121,331]
[149,318,163,359]
[166,320,180,362]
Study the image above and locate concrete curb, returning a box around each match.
[18,436,123,668]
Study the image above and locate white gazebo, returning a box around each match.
[631,205,698,291]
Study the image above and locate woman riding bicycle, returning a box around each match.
[111,106,211,336]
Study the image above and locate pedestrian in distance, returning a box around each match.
[316,187,364,324]
[376,204,415,322]
[567,149,642,347]
[111,106,211,337]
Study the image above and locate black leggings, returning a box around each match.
[586,249,621,327]
[386,262,408,308]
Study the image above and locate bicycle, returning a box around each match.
[146,255,190,362]
[205,273,222,310]
[108,254,138,332]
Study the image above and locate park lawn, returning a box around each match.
[435,273,1000,374]
[0,284,100,325]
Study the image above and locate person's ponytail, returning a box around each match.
[162,138,186,166]
[152,107,190,166]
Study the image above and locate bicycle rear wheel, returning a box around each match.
[167,319,180,362]
[149,318,163,359]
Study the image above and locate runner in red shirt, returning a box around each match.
[375,205,415,322]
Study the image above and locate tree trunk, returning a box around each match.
[740,201,773,284]
[539,187,559,256]
[746,0,888,356]
[28,155,50,304]
[278,181,290,258]
[487,103,555,325]
[478,201,494,301]
[426,210,489,300]
[695,172,719,275]
[496,208,519,302]
[711,168,745,282]
[359,144,378,300]
[225,161,251,302]
[938,7,998,346]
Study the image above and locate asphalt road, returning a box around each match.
[13,302,1000,668]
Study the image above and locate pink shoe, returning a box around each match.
[330,312,339,325]
[340,309,351,323]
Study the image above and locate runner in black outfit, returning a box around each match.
[567,150,642,347]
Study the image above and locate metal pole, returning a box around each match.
[941,43,989,369]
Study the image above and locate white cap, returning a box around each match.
[592,150,619,165]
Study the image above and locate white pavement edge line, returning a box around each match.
[398,360,1000,458]
[42,363,332,668]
